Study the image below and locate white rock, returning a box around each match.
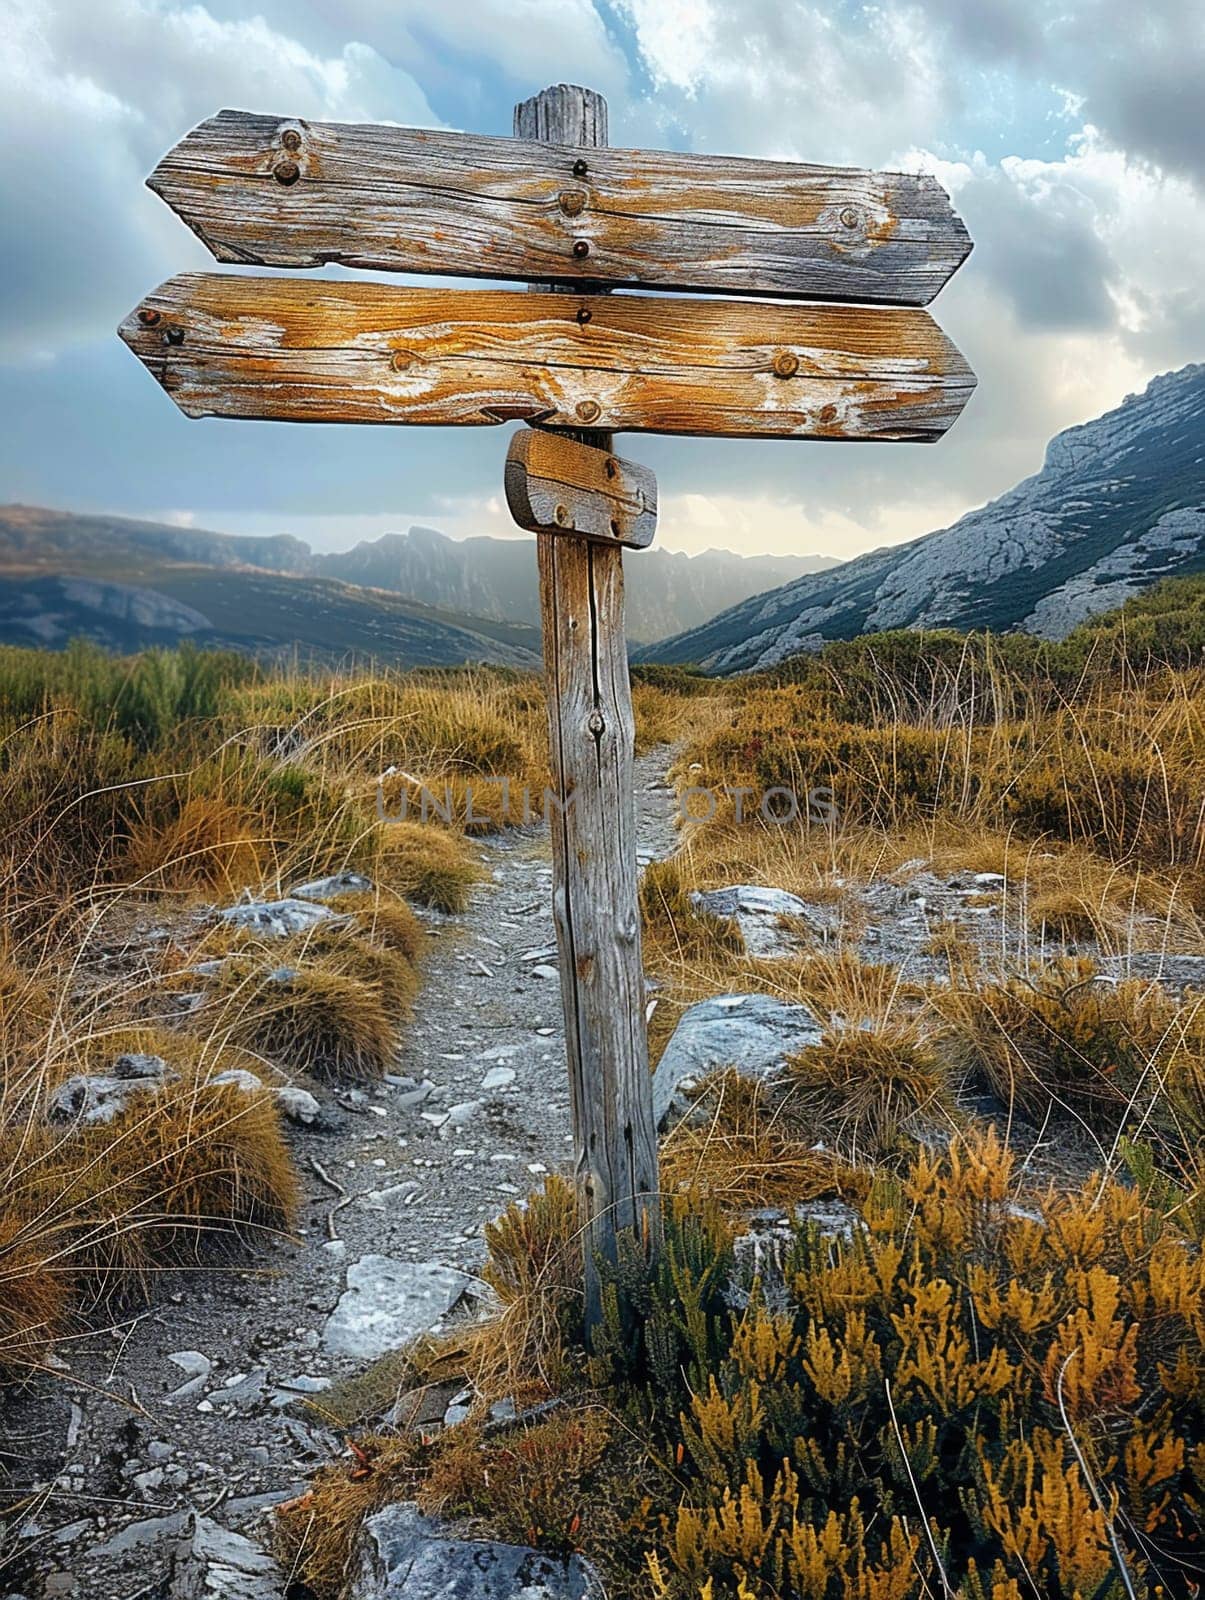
[322,1257,470,1362]
[443,1100,482,1127]
[291,871,375,902]
[210,1069,265,1094]
[275,1085,322,1125]
[480,1066,516,1092]
[166,1351,211,1402]
[362,1181,420,1211]
[218,898,340,938]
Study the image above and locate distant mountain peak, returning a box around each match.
[641,362,1205,673]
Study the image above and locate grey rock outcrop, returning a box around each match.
[218,897,342,937]
[350,1503,602,1599]
[652,993,824,1129]
[690,884,822,957]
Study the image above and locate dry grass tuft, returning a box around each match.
[781,1024,958,1161]
[421,1408,615,1553]
[121,794,264,895]
[660,1071,869,1209]
[1,1025,298,1356]
[275,1433,426,1598]
[374,819,481,913]
[459,1177,585,1404]
[934,956,1205,1155]
[205,957,401,1083]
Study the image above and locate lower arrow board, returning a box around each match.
[505,432,658,549]
[119,275,975,442]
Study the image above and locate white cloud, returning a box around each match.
[0,0,439,360]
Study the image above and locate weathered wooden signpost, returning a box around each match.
[121,83,973,1330]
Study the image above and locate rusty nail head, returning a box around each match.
[559,189,586,217]
[554,504,571,527]
[572,158,588,177]
[280,128,302,151]
[605,458,618,479]
[773,351,800,379]
[137,308,160,327]
[164,326,185,346]
[575,306,592,325]
[274,160,301,185]
[572,239,590,259]
[576,400,601,423]
[840,207,859,229]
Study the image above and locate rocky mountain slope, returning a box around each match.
[0,570,543,668]
[0,504,836,649]
[321,524,836,641]
[642,363,1205,672]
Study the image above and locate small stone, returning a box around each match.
[480,1066,516,1092]
[166,1351,211,1401]
[209,1068,264,1094]
[362,1181,420,1211]
[443,1100,482,1128]
[291,871,375,901]
[275,1085,322,1125]
[530,964,559,980]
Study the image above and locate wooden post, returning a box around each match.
[514,84,661,1331]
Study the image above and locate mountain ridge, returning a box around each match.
[640,363,1205,672]
[0,504,837,645]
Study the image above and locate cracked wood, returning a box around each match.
[119,276,975,442]
[148,109,972,307]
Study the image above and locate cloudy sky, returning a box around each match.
[1,0,1202,558]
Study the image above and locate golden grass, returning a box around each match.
[0,655,565,1375]
[660,1071,869,1209]
[1,1023,298,1361]
[933,957,1205,1157]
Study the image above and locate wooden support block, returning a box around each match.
[504,431,657,550]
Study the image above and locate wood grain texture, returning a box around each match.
[504,430,657,549]
[118,275,975,442]
[519,85,661,1330]
[147,107,972,306]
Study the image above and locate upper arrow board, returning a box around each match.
[147,111,972,308]
[119,276,975,443]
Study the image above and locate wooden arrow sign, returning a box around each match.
[119,275,975,443]
[147,110,972,307]
[505,432,657,549]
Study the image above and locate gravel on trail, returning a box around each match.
[7,749,681,1600]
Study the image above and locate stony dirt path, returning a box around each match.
[14,748,680,1600]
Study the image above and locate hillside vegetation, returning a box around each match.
[1,578,1202,1598]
